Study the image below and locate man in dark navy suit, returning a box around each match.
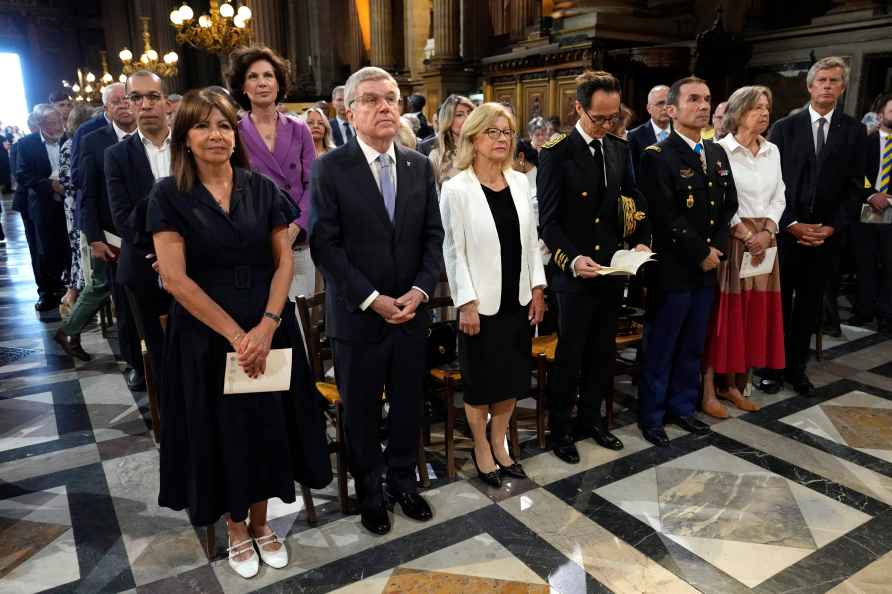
[627,84,670,177]
[760,57,869,397]
[310,67,443,536]
[329,85,353,147]
[14,104,69,311]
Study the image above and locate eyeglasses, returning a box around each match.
[483,127,515,140]
[583,111,622,128]
[127,92,164,105]
[350,93,399,108]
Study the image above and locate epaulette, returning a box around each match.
[645,145,661,152]
[542,132,567,149]
[605,132,628,143]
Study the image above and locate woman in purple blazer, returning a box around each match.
[227,45,316,300]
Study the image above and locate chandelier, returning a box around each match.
[119,16,179,78]
[62,68,101,103]
[170,0,252,54]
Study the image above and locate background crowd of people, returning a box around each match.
[6,44,891,579]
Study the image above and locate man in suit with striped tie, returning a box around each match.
[851,92,892,334]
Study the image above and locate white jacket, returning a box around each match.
[440,167,547,315]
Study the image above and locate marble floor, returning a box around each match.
[3,197,892,594]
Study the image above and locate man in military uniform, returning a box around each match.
[538,70,651,464]
[637,76,738,447]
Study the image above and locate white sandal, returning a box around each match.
[252,530,288,569]
[227,537,259,578]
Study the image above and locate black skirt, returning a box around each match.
[459,304,531,405]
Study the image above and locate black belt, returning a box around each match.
[191,265,272,289]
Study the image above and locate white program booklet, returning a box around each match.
[740,246,777,279]
[103,231,122,249]
[860,204,892,224]
[224,348,292,395]
[598,250,656,276]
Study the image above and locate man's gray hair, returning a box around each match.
[722,86,772,135]
[647,85,669,105]
[807,56,849,88]
[32,103,59,126]
[101,82,125,106]
[527,116,547,136]
[331,85,345,100]
[344,67,397,107]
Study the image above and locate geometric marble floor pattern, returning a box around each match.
[5,191,892,594]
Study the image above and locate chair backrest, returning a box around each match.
[295,292,331,382]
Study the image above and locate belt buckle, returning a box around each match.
[233,266,251,289]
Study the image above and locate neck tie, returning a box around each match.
[880,136,891,193]
[694,142,706,173]
[376,154,396,222]
[657,129,668,143]
[589,139,606,193]
[344,122,353,140]
[816,117,827,157]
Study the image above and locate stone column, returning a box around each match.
[404,0,432,89]
[510,0,533,41]
[348,0,367,71]
[250,0,285,52]
[432,0,460,62]
[370,0,395,70]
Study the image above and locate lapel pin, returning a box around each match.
[406,161,412,167]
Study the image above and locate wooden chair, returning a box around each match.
[296,292,430,516]
[426,295,520,479]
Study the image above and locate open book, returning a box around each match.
[860,204,892,224]
[740,246,777,279]
[224,348,292,395]
[598,249,656,276]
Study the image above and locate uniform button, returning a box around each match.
[581,191,588,197]
[710,201,715,206]
[710,219,715,225]
[709,181,714,187]
[707,238,712,243]
[595,244,601,251]
[594,217,600,223]
[687,185,692,190]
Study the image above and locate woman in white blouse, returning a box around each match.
[440,102,546,488]
[702,86,786,418]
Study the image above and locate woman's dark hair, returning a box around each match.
[225,45,291,111]
[171,89,249,193]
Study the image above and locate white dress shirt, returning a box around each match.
[336,116,352,142]
[650,119,669,142]
[717,134,786,228]
[808,104,834,152]
[355,135,427,310]
[137,128,171,180]
[112,121,133,142]
[40,132,61,179]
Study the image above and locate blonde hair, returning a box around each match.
[723,85,773,135]
[436,94,475,158]
[303,107,335,151]
[454,102,517,172]
[397,117,417,150]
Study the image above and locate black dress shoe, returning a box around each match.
[666,415,711,435]
[126,368,146,391]
[552,437,580,464]
[754,378,782,395]
[785,374,816,397]
[822,323,843,338]
[641,426,670,448]
[590,426,624,451]
[53,329,92,362]
[386,489,432,522]
[360,505,391,535]
[34,298,58,312]
[471,449,501,488]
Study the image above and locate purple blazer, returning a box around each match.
[238,113,316,236]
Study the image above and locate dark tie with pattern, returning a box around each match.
[816,117,827,157]
[344,123,353,141]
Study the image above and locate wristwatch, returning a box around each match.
[263,311,282,326]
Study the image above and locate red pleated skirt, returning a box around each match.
[705,218,785,374]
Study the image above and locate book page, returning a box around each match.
[740,246,777,279]
[224,348,293,395]
[599,250,656,275]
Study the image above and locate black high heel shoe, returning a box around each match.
[491,446,527,480]
[470,449,501,488]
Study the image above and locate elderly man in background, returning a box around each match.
[628,84,670,177]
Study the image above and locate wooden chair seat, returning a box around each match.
[532,335,557,361]
[429,368,462,382]
[316,381,341,404]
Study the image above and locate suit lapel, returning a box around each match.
[794,109,818,173]
[346,139,394,231]
[240,115,285,178]
[393,144,411,239]
[126,135,155,195]
[569,130,600,197]
[817,108,844,172]
[603,137,621,197]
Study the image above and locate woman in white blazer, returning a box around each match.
[440,103,547,488]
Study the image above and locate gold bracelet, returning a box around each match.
[231,332,244,346]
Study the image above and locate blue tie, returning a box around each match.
[693,142,706,172]
[657,129,668,142]
[376,154,396,222]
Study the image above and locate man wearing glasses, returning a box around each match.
[105,70,174,394]
[309,67,443,536]
[538,70,651,464]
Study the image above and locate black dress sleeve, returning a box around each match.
[268,183,300,229]
[146,178,182,235]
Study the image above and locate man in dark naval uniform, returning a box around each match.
[538,70,651,464]
[637,76,738,447]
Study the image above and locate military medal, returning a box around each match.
[686,194,695,208]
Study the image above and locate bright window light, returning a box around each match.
[0,53,29,131]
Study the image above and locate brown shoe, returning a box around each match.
[53,329,92,362]
[702,398,729,419]
[718,388,760,412]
